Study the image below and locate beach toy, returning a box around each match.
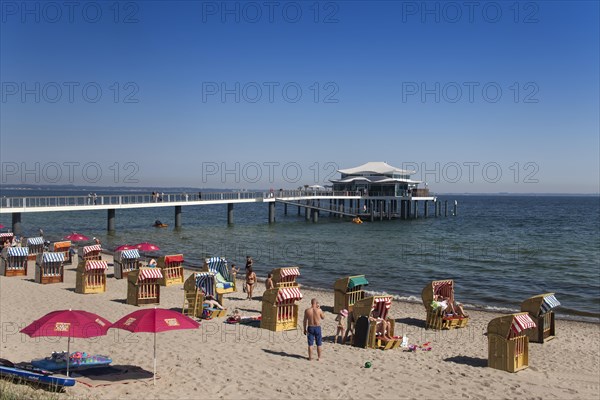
[364,361,372,368]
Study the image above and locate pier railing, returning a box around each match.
[0,190,364,210]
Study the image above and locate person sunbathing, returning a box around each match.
[204,295,224,310]
[369,310,393,341]
[434,294,468,318]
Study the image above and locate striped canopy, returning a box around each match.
[121,249,140,259]
[433,280,453,297]
[277,287,303,303]
[280,267,300,278]
[139,268,163,280]
[511,314,537,336]
[194,272,215,297]
[540,294,561,314]
[206,257,229,280]
[0,233,13,238]
[85,260,108,271]
[27,237,44,245]
[7,247,28,257]
[372,296,393,319]
[83,245,102,255]
[43,252,65,263]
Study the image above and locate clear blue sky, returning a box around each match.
[1,0,598,193]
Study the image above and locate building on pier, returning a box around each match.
[330,161,428,197]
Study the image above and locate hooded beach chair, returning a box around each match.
[334,275,368,313]
[52,241,72,265]
[75,260,107,294]
[182,272,227,318]
[202,257,236,303]
[127,267,163,306]
[521,293,560,343]
[0,233,14,247]
[261,286,303,332]
[260,267,303,332]
[78,244,102,263]
[0,247,29,277]
[35,252,64,284]
[351,295,400,350]
[114,249,140,279]
[157,254,185,286]
[487,312,537,373]
[26,237,44,261]
[421,279,469,330]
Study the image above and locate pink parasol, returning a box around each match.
[134,242,160,252]
[114,244,136,252]
[64,232,90,242]
[110,308,199,384]
[21,309,112,376]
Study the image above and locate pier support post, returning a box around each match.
[414,201,418,219]
[312,209,318,223]
[268,202,275,223]
[453,200,458,216]
[174,206,182,228]
[11,213,22,235]
[227,203,234,225]
[298,204,301,215]
[370,201,374,222]
[444,200,448,217]
[340,201,344,218]
[305,204,310,220]
[107,209,116,232]
[407,200,412,219]
[284,203,287,215]
[388,201,392,220]
[379,201,383,221]
[400,200,406,220]
[424,201,429,218]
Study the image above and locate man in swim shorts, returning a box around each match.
[303,298,325,361]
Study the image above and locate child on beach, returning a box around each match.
[265,273,274,290]
[334,309,348,344]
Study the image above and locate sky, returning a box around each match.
[1,0,599,193]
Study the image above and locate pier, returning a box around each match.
[0,190,451,234]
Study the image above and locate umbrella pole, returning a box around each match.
[66,336,71,377]
[153,331,156,385]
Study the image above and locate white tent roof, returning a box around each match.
[337,162,415,176]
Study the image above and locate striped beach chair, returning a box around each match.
[202,257,236,303]
[127,267,163,306]
[76,260,107,294]
[182,272,226,318]
[261,286,303,332]
[334,275,368,313]
[421,279,469,330]
[114,249,140,279]
[0,247,29,277]
[521,293,561,343]
[351,295,400,350]
[35,252,65,284]
[0,233,14,247]
[78,244,102,262]
[488,312,537,372]
[27,237,44,261]
[271,267,300,288]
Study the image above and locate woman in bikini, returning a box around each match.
[245,266,257,299]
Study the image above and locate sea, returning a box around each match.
[1,188,599,322]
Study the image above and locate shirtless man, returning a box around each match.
[303,298,325,361]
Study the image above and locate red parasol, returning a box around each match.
[114,244,136,252]
[64,232,90,242]
[110,308,199,384]
[21,309,112,376]
[134,242,160,252]
[0,224,4,229]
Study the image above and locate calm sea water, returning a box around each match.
[1,189,599,321]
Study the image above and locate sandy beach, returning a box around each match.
[0,253,598,400]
